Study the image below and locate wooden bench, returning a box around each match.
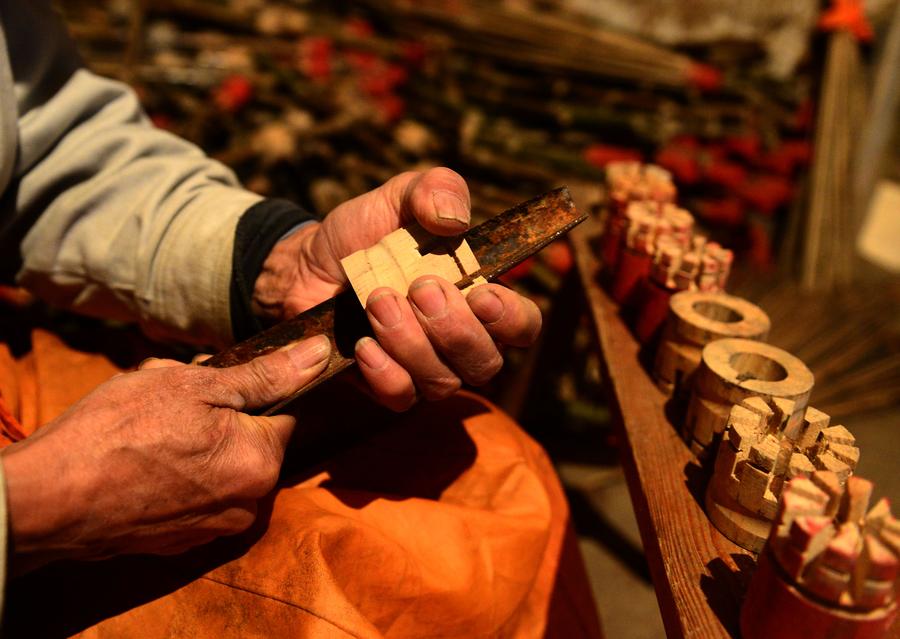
[568,217,899,639]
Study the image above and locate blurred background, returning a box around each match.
[52,1,900,636]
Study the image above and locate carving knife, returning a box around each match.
[203,186,584,414]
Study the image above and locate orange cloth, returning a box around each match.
[0,328,603,638]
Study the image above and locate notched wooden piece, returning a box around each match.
[340,224,487,308]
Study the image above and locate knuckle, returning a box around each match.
[392,393,418,412]
[169,366,227,404]
[420,375,461,401]
[195,418,228,455]
[471,354,504,385]
[382,385,417,412]
[247,358,283,390]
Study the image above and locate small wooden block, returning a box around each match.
[772,440,794,479]
[787,453,816,479]
[814,452,852,484]
[788,477,830,506]
[839,476,874,525]
[771,396,796,434]
[821,424,856,447]
[822,523,862,573]
[749,435,780,472]
[865,498,891,529]
[885,515,900,535]
[759,491,780,521]
[827,443,860,470]
[741,396,773,422]
[799,406,830,450]
[879,528,900,556]
[728,414,760,450]
[862,534,899,582]
[811,470,843,518]
[340,224,483,307]
[788,515,834,554]
[779,516,834,578]
[738,462,774,514]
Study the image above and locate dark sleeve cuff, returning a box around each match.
[230,198,316,342]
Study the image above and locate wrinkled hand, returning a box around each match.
[0,336,330,573]
[252,168,542,410]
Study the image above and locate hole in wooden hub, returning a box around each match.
[729,352,788,382]
[693,300,743,323]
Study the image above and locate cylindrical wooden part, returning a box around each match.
[705,402,860,552]
[742,549,898,639]
[600,215,625,272]
[631,279,674,344]
[653,291,770,397]
[610,248,652,304]
[684,339,814,458]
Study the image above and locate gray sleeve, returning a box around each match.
[5,1,262,347]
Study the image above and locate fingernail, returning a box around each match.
[368,292,403,328]
[433,190,470,227]
[355,337,388,370]
[409,279,446,318]
[285,335,330,369]
[468,288,504,323]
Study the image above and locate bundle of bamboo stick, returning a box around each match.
[800,29,867,290]
[360,0,721,90]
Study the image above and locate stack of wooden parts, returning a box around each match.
[601,162,677,274]
[741,474,899,638]
[707,397,859,552]
[653,290,770,398]
[683,338,815,459]
[601,161,736,344]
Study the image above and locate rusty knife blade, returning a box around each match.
[203,186,583,414]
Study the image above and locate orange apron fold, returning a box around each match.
[3,329,603,639]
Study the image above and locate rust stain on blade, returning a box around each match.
[203,187,583,414]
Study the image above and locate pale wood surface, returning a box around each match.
[341,224,485,307]
[570,217,900,639]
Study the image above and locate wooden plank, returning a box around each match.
[570,218,754,638]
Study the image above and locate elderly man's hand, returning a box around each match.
[0,336,330,573]
[252,168,542,411]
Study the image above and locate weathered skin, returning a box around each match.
[203,187,584,414]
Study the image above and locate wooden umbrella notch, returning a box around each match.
[706,399,859,552]
[741,474,899,639]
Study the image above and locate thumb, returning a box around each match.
[398,167,472,236]
[214,335,331,411]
